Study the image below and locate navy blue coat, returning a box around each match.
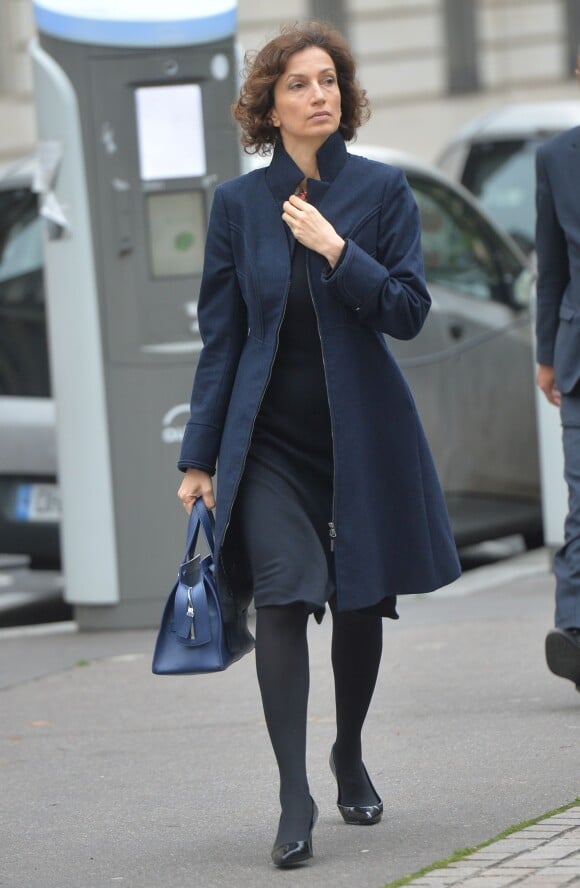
[178,132,460,618]
[536,127,580,393]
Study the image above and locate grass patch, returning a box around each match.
[75,659,90,667]
[383,797,580,888]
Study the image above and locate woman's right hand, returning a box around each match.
[177,468,215,514]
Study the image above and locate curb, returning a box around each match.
[384,799,580,888]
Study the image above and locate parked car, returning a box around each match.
[0,156,60,566]
[436,101,580,255]
[357,145,541,546]
[0,146,540,563]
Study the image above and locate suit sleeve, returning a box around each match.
[178,186,247,474]
[535,146,570,367]
[320,166,431,339]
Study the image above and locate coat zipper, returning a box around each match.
[305,256,337,554]
[219,276,292,586]
[328,521,337,552]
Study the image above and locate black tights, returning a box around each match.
[255,601,383,845]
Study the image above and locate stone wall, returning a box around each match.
[0,0,577,165]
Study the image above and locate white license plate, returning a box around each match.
[14,484,61,523]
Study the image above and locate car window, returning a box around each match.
[0,197,43,284]
[0,188,50,396]
[408,174,522,303]
[461,139,542,255]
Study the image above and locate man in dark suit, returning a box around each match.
[535,115,580,692]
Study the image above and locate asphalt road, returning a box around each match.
[1,548,578,888]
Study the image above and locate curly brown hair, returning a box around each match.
[232,21,370,155]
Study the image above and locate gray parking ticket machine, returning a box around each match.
[30,0,241,628]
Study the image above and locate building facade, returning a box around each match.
[0,0,579,165]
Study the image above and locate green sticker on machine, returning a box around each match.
[175,231,194,252]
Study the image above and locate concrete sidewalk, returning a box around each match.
[1,549,578,888]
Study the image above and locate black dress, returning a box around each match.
[232,243,397,621]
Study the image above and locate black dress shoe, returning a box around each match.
[329,747,383,826]
[545,628,580,689]
[271,799,318,868]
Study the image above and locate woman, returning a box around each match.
[177,21,460,868]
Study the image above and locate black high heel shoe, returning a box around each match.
[271,798,319,868]
[329,747,383,826]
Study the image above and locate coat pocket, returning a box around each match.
[346,204,381,260]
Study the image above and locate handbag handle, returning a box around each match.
[183,499,216,562]
[193,498,215,553]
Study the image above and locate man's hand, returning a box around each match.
[536,364,561,407]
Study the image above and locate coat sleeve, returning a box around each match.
[320,166,431,339]
[535,145,569,367]
[178,186,247,475]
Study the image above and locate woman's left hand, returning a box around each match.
[282,194,345,269]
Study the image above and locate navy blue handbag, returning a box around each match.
[152,500,254,675]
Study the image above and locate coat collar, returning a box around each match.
[569,125,580,150]
[564,128,580,185]
[265,131,348,207]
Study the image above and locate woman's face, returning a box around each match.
[270,46,341,152]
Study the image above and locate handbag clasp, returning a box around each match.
[187,590,195,639]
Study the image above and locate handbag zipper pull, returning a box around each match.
[187,590,196,639]
[328,522,337,552]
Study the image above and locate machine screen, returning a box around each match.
[146,191,205,278]
[134,83,207,180]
